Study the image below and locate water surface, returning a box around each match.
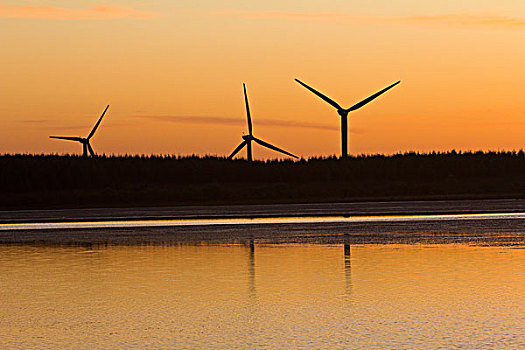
[1,243,524,349]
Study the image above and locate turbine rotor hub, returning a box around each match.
[337,109,348,117]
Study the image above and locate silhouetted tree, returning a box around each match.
[0,151,523,209]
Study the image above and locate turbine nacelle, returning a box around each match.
[242,135,255,141]
[337,109,349,118]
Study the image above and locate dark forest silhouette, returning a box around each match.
[0,151,523,209]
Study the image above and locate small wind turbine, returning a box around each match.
[228,84,298,161]
[295,79,400,157]
[50,105,109,157]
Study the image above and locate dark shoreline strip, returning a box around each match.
[1,209,525,225]
[2,212,524,231]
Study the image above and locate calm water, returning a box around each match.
[1,243,524,349]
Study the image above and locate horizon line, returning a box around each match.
[2,149,523,159]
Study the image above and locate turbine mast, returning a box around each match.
[247,140,253,161]
[341,115,348,157]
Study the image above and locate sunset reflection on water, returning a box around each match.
[1,243,523,349]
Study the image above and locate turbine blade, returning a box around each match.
[295,78,342,110]
[87,143,96,157]
[228,140,247,159]
[87,105,110,139]
[49,136,83,142]
[253,137,298,159]
[243,84,253,135]
[347,81,400,112]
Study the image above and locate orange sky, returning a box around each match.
[1,1,524,158]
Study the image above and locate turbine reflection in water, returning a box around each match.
[344,241,352,296]
[1,243,524,349]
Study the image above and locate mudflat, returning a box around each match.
[0,199,524,245]
[1,198,524,223]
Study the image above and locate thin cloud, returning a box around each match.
[15,119,125,132]
[14,119,89,132]
[208,10,525,28]
[406,14,525,27]
[0,4,157,20]
[472,120,525,128]
[18,119,51,124]
[135,115,361,132]
[211,10,363,23]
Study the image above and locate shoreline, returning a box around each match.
[2,212,525,230]
[1,198,524,224]
[2,224,524,246]
[0,199,524,246]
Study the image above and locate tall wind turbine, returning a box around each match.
[295,79,400,157]
[50,105,110,157]
[228,84,298,161]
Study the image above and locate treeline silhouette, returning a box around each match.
[0,151,523,209]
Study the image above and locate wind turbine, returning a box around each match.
[50,105,110,157]
[228,84,298,161]
[295,79,400,157]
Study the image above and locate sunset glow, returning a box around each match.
[1,1,524,158]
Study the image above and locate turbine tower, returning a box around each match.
[50,105,109,157]
[295,79,400,157]
[228,84,298,161]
